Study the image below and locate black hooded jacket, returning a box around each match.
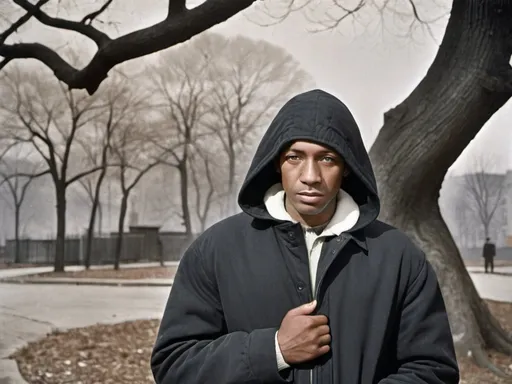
[151,89,460,384]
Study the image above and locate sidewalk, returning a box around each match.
[0,261,179,287]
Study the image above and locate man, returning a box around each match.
[151,89,460,383]
[483,237,496,273]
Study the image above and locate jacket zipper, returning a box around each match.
[309,235,350,384]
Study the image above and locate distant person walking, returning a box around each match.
[483,237,496,273]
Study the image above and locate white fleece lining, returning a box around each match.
[263,183,360,236]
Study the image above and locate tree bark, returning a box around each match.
[178,159,192,236]
[114,193,129,270]
[14,201,21,264]
[84,168,107,269]
[54,185,66,272]
[368,0,512,367]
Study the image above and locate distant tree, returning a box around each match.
[0,147,48,263]
[463,153,506,242]
[0,65,107,272]
[201,33,314,215]
[77,73,144,269]
[109,107,164,270]
[147,42,213,236]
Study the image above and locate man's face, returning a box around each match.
[278,140,345,224]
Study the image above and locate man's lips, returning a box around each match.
[297,191,323,197]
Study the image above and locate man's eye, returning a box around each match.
[322,157,335,162]
[286,155,300,161]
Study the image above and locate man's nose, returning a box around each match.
[300,161,322,185]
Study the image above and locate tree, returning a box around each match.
[0,0,259,94]
[189,145,218,232]
[148,41,212,236]
[109,112,163,270]
[202,33,314,215]
[76,73,142,269]
[0,66,107,272]
[0,147,48,263]
[463,154,506,243]
[261,0,512,376]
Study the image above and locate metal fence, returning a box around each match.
[0,232,196,266]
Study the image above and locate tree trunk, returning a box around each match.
[227,135,237,216]
[84,169,107,269]
[178,160,192,236]
[368,0,512,370]
[14,202,21,264]
[114,193,129,270]
[54,186,67,272]
[97,201,103,236]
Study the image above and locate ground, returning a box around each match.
[464,259,512,267]
[9,299,512,384]
[33,266,177,280]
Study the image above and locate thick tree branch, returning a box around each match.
[0,0,257,95]
[12,0,111,46]
[168,0,187,17]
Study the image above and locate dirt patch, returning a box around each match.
[33,266,177,280]
[10,300,512,384]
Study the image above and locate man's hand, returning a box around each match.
[277,300,331,365]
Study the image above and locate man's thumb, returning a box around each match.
[299,300,317,314]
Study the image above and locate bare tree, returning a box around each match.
[189,146,218,232]
[148,42,212,236]
[201,33,314,215]
[77,73,143,269]
[109,115,163,270]
[0,0,258,94]
[463,154,506,243]
[0,147,48,263]
[0,66,106,272]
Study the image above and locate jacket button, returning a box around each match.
[297,282,305,291]
[336,237,341,242]
[288,231,295,239]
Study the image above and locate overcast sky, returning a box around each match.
[4,0,512,174]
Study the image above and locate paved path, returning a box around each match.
[0,261,179,279]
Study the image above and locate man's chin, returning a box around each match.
[295,202,327,216]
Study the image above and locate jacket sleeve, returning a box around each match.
[150,242,292,384]
[379,247,460,384]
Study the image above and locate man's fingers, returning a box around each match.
[310,314,329,326]
[316,324,330,336]
[317,333,331,346]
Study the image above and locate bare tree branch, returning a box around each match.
[0,0,50,44]
[12,0,110,46]
[81,0,115,25]
[1,0,258,95]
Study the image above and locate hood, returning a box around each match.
[237,89,380,232]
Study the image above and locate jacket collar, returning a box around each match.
[264,183,362,240]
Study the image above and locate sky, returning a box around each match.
[3,0,512,175]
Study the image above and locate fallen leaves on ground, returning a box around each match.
[10,300,512,384]
[34,266,177,280]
